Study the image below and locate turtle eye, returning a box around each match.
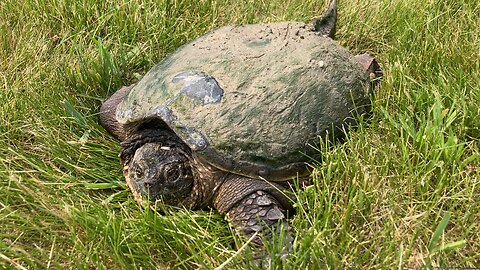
[164,166,180,182]
[133,166,144,179]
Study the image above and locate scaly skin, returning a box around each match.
[213,175,295,248]
[214,177,294,250]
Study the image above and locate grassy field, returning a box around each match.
[1,0,479,269]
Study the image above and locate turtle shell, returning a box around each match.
[116,22,371,181]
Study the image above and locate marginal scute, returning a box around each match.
[116,21,371,181]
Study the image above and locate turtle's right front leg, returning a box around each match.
[226,190,293,248]
[214,177,294,260]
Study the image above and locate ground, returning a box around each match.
[0,0,478,269]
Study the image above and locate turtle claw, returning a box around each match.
[251,245,292,270]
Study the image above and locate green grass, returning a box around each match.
[1,0,478,269]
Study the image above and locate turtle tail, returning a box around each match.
[313,0,337,39]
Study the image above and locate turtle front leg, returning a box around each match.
[213,177,294,261]
[226,190,293,248]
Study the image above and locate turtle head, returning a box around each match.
[127,142,194,206]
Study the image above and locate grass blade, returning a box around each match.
[428,213,451,252]
[63,99,87,128]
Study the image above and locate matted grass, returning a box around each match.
[1,0,478,269]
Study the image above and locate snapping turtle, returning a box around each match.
[100,0,381,256]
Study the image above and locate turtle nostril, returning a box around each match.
[144,182,152,188]
[143,181,156,193]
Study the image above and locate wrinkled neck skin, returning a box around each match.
[186,157,296,214]
[183,155,229,209]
